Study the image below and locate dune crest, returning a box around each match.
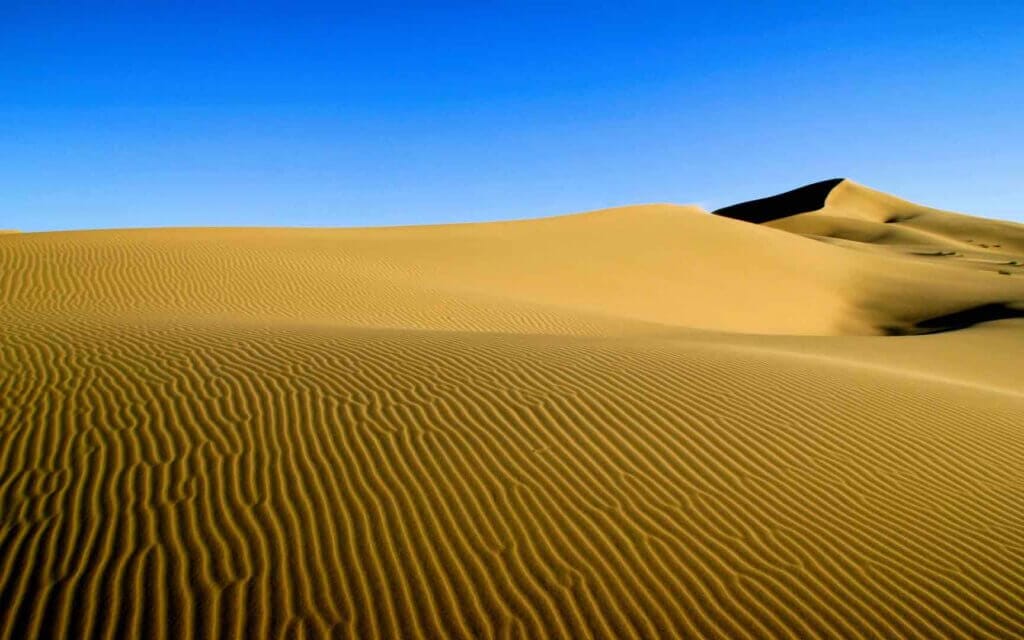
[2,182,1024,639]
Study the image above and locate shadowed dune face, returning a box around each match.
[2,182,1024,639]
[712,178,844,223]
[885,301,1024,335]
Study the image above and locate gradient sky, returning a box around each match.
[3,2,1023,231]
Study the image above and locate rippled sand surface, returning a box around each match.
[2,180,1023,638]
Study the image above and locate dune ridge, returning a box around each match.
[2,181,1024,638]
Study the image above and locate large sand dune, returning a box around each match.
[2,180,1023,638]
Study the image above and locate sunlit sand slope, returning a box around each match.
[2,182,1023,639]
[0,207,860,335]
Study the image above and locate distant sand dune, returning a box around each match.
[2,181,1023,638]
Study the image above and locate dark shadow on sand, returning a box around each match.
[882,302,1024,335]
[713,178,845,224]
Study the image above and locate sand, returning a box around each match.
[2,179,1023,638]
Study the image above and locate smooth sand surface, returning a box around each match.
[2,180,1023,638]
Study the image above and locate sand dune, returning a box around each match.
[2,181,1023,638]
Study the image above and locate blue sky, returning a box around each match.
[2,2,1023,231]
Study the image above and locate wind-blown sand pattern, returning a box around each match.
[2,180,1023,638]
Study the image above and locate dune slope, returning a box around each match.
[2,183,1023,639]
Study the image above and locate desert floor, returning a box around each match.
[2,179,1023,638]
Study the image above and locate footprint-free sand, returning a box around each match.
[2,180,1023,638]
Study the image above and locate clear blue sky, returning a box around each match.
[3,2,1023,231]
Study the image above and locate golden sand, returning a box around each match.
[2,180,1022,638]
